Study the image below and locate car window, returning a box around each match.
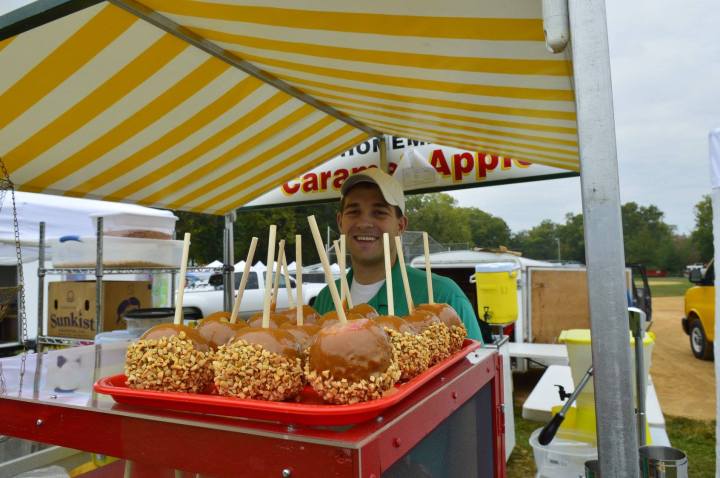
[233,272,259,290]
[262,272,293,288]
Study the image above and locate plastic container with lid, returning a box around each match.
[529,427,597,478]
[559,328,654,409]
[90,212,177,240]
[471,263,520,324]
[123,308,204,335]
[53,236,184,268]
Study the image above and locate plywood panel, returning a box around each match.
[530,269,590,343]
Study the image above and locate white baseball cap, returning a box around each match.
[340,168,405,215]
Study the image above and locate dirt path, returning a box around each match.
[650,296,715,420]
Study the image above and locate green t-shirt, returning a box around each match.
[313,260,483,342]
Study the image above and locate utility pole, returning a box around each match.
[556,238,561,262]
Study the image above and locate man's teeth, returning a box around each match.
[355,235,378,242]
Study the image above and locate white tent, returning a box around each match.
[710,126,720,468]
[206,260,223,268]
[0,191,176,265]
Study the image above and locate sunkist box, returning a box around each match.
[47,281,152,339]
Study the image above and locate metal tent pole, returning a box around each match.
[223,212,236,312]
[568,0,640,476]
[378,136,389,173]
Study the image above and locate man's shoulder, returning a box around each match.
[431,272,462,292]
[314,284,334,314]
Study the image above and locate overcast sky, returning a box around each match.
[1,0,718,234]
[451,0,719,234]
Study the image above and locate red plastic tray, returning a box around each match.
[94,339,481,426]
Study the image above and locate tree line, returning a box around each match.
[176,194,713,275]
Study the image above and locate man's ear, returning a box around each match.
[398,215,408,234]
[336,211,343,231]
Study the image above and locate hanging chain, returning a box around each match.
[0,159,28,350]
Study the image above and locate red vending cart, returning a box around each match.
[0,341,504,477]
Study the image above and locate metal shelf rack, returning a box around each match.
[35,219,221,350]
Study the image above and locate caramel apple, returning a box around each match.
[280,322,321,350]
[305,318,400,404]
[317,310,364,328]
[278,305,320,325]
[404,310,452,366]
[416,303,466,353]
[125,323,213,392]
[348,303,379,319]
[247,311,289,329]
[195,314,248,350]
[374,315,431,381]
[203,311,232,321]
[212,327,304,401]
[138,323,211,352]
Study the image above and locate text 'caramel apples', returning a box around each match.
[305,318,400,404]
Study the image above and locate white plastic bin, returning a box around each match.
[53,236,183,268]
[529,427,597,478]
[90,212,177,239]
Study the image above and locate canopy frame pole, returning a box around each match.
[568,0,640,476]
[109,0,382,138]
[378,136,389,173]
[223,212,236,312]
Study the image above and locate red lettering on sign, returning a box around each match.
[477,154,499,180]
[513,159,531,168]
[302,173,318,192]
[319,170,332,190]
[430,149,451,176]
[333,169,349,189]
[501,157,512,170]
[282,180,301,195]
[452,153,474,181]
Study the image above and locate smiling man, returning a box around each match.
[312,168,482,341]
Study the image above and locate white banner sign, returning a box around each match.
[244,136,576,208]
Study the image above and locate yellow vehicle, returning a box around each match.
[682,260,715,360]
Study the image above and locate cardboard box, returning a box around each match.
[48,281,152,339]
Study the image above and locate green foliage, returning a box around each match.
[622,202,675,268]
[405,193,511,248]
[510,203,692,272]
[175,211,224,265]
[176,203,340,266]
[691,195,713,262]
[511,220,561,260]
[176,194,701,275]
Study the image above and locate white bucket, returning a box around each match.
[530,428,597,478]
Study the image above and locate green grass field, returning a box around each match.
[507,408,716,477]
[642,276,694,297]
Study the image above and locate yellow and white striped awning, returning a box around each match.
[0,0,578,215]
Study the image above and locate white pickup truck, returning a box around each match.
[183,270,326,319]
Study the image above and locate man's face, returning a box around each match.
[337,184,407,268]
